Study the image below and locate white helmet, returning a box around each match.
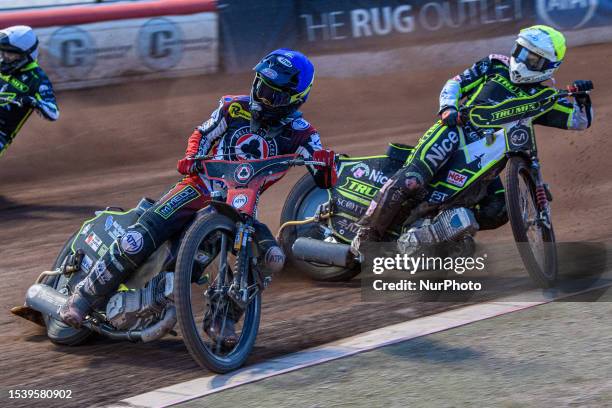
[509,25,566,84]
[0,25,39,75]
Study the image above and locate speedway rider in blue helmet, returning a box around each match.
[60,49,337,347]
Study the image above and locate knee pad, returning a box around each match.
[262,246,285,276]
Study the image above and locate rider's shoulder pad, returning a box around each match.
[220,94,249,105]
[291,117,312,131]
[488,54,510,66]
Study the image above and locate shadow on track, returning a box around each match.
[0,195,99,224]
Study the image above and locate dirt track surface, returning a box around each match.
[1,43,611,407]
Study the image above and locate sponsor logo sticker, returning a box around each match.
[261,68,278,79]
[121,231,144,255]
[291,118,309,130]
[425,131,459,167]
[429,190,449,203]
[228,102,251,120]
[351,163,370,179]
[338,177,379,201]
[104,216,114,231]
[234,163,254,184]
[81,254,93,273]
[97,244,109,257]
[155,185,201,220]
[96,259,106,274]
[85,232,102,251]
[231,194,249,209]
[277,56,293,67]
[81,223,92,236]
[446,170,468,187]
[509,127,530,147]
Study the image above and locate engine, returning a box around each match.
[398,207,479,255]
[105,272,173,331]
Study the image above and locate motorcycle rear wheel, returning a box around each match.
[175,212,261,373]
[280,173,360,282]
[505,156,558,288]
[43,233,93,346]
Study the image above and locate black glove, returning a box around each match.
[571,80,593,107]
[572,80,593,92]
[440,107,459,127]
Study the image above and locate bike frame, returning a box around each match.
[200,154,321,299]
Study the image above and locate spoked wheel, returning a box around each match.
[175,212,261,373]
[44,233,93,346]
[280,173,360,281]
[505,156,558,288]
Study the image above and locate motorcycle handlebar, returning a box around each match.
[286,159,327,167]
[457,87,592,125]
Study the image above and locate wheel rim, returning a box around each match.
[517,168,552,278]
[187,228,258,361]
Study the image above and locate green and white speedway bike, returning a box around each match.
[280,87,592,288]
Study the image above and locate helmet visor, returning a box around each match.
[0,50,21,63]
[512,44,560,72]
[253,75,292,108]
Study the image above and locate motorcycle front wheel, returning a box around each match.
[175,211,261,373]
[505,156,558,288]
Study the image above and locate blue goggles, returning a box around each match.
[512,44,561,72]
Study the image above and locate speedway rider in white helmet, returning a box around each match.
[352,25,594,250]
[0,25,59,157]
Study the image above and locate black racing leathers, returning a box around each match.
[0,61,59,156]
[358,54,593,239]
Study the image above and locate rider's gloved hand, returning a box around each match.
[569,80,593,107]
[177,157,202,175]
[313,149,338,188]
[440,107,459,127]
[571,80,593,92]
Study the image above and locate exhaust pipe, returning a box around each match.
[93,306,176,343]
[24,284,176,343]
[292,238,357,268]
[140,305,176,342]
[25,284,68,321]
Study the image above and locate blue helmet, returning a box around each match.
[251,48,315,124]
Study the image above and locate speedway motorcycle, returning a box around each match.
[12,154,323,373]
[279,87,591,288]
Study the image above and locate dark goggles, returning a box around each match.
[253,75,292,108]
[512,44,561,72]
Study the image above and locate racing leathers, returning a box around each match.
[355,54,593,243]
[60,95,333,329]
[0,61,59,156]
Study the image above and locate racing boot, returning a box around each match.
[59,242,129,328]
[351,168,427,254]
